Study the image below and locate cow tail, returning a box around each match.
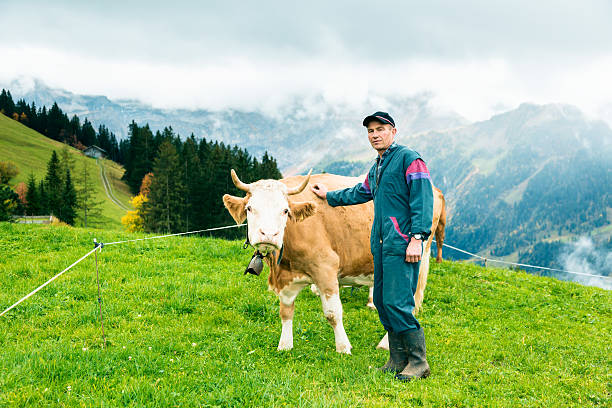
[435,195,446,263]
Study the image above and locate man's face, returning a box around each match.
[367,121,396,154]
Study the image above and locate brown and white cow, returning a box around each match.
[223,170,446,354]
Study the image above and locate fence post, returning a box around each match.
[93,239,107,349]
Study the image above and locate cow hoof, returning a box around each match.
[336,344,352,354]
[376,333,389,350]
[277,342,293,351]
[366,302,376,311]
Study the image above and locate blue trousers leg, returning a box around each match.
[372,245,392,332]
[382,255,420,333]
[373,247,421,333]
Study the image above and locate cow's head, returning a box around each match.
[223,169,316,255]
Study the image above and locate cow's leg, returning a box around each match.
[367,286,376,310]
[414,238,432,315]
[318,281,352,354]
[435,196,446,263]
[277,282,306,351]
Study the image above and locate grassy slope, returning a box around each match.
[0,114,132,229]
[0,223,609,407]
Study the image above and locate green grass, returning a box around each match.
[0,223,610,407]
[0,114,132,229]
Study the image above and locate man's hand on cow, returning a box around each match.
[311,183,328,200]
[405,239,422,263]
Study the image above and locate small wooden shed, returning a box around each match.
[83,145,107,159]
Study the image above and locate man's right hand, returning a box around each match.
[311,183,328,200]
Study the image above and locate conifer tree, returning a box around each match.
[25,173,40,215]
[80,118,97,147]
[15,99,30,125]
[44,151,63,216]
[0,89,15,116]
[38,180,48,214]
[75,160,103,227]
[29,102,38,131]
[59,145,76,184]
[59,168,77,225]
[123,122,155,194]
[144,140,185,233]
[260,151,283,179]
[200,142,225,227]
[180,135,201,231]
[108,132,120,162]
[39,106,48,135]
[47,103,64,141]
[69,115,81,146]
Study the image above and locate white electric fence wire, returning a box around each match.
[0,224,247,317]
[104,224,246,246]
[435,241,611,280]
[3,223,608,318]
[0,247,98,317]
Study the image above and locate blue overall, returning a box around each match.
[327,142,434,333]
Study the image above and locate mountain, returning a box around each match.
[409,103,611,266]
[3,78,610,281]
[313,103,611,278]
[1,78,468,173]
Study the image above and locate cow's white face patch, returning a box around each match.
[245,181,290,254]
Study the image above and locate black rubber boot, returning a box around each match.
[395,327,430,381]
[377,331,408,373]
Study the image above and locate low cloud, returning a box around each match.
[2,2,612,124]
[3,46,612,126]
[559,237,612,290]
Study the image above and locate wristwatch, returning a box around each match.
[410,233,427,241]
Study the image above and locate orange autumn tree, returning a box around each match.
[121,172,153,232]
[15,182,27,205]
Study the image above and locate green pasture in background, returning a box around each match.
[0,114,132,229]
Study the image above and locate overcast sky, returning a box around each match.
[2,0,612,123]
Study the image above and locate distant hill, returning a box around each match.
[2,78,468,173]
[408,103,612,270]
[4,78,610,279]
[0,114,132,229]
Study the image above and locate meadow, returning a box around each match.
[0,223,610,407]
[0,114,132,229]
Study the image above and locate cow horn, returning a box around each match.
[287,169,312,195]
[230,169,252,192]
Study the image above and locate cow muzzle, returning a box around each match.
[253,241,281,255]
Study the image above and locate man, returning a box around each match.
[311,111,434,381]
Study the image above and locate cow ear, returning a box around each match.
[223,194,247,224]
[289,201,317,222]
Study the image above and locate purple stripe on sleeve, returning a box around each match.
[390,216,410,242]
[406,159,431,183]
[361,175,372,195]
[406,172,431,182]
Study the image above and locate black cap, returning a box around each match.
[363,111,395,127]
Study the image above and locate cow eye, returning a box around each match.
[283,209,289,215]
[246,206,252,212]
